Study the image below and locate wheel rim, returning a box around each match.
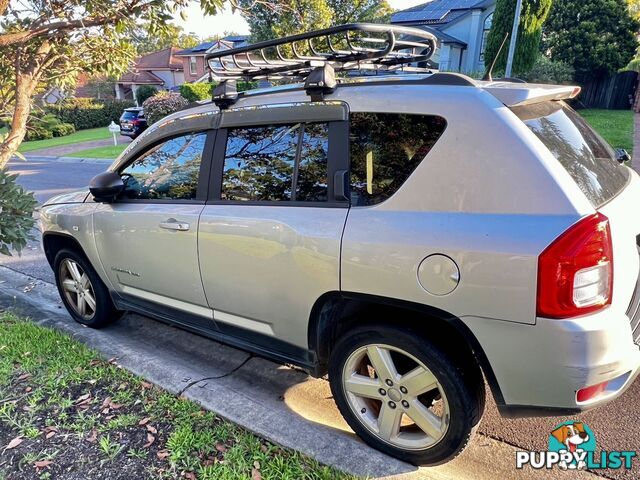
[342,343,450,450]
[59,259,96,321]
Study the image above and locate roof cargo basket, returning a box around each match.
[205,23,438,82]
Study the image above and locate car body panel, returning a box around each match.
[198,205,348,348]
[92,203,209,311]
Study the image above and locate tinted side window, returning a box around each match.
[222,123,328,202]
[121,133,206,200]
[349,113,447,206]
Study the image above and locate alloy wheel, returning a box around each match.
[342,343,450,450]
[59,258,97,321]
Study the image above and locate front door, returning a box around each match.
[94,131,213,319]
[198,104,350,359]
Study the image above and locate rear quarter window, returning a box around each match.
[349,112,447,206]
[512,101,629,207]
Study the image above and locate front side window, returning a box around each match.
[221,123,329,202]
[479,13,493,62]
[350,113,447,206]
[120,133,206,201]
[189,56,198,75]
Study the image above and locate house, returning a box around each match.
[176,35,250,83]
[115,47,185,103]
[391,0,496,74]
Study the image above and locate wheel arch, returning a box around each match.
[307,291,506,406]
[42,232,89,268]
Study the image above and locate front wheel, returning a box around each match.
[328,325,484,465]
[54,249,123,328]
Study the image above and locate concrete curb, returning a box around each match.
[25,155,114,164]
[0,266,603,479]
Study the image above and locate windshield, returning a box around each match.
[512,101,629,207]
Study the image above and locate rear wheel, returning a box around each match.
[328,325,484,465]
[54,249,123,328]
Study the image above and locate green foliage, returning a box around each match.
[327,0,393,23]
[180,83,214,102]
[180,81,258,103]
[142,91,189,125]
[46,99,135,130]
[544,0,640,82]
[0,170,37,256]
[485,0,553,76]
[135,85,158,105]
[240,0,393,42]
[522,55,575,84]
[23,114,75,140]
[129,22,201,55]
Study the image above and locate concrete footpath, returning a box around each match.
[0,265,601,480]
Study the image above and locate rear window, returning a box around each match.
[122,110,140,120]
[512,101,629,207]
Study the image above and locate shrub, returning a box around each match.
[0,170,37,256]
[180,83,213,102]
[180,81,259,103]
[24,127,53,141]
[135,85,158,105]
[522,55,575,85]
[46,98,136,130]
[50,122,75,137]
[142,91,189,125]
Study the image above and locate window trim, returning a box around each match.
[114,129,216,204]
[189,56,198,75]
[207,119,350,208]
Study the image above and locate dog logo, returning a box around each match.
[548,421,595,470]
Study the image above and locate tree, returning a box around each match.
[130,22,201,54]
[135,85,158,105]
[544,0,639,82]
[485,0,553,76]
[238,0,392,43]
[628,0,640,21]
[327,0,393,24]
[238,0,333,42]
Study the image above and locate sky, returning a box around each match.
[174,0,427,39]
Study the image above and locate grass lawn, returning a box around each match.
[67,144,128,159]
[579,109,634,153]
[0,313,349,480]
[18,127,112,153]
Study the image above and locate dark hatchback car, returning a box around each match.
[119,107,147,139]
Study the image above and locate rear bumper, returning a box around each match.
[463,307,640,417]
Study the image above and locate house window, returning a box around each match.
[479,13,493,62]
[189,56,198,75]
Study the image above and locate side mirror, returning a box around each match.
[89,172,124,202]
[615,148,631,164]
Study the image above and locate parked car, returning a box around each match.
[40,25,640,467]
[119,107,147,139]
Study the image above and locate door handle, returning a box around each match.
[159,219,190,231]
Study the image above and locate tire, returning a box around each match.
[53,248,123,328]
[328,324,484,466]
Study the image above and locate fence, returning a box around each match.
[577,71,637,110]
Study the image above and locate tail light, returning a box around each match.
[537,213,613,318]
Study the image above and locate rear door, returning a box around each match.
[198,103,350,357]
[94,131,215,319]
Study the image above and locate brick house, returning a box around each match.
[115,47,185,103]
[176,36,250,83]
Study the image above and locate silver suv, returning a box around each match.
[40,25,640,466]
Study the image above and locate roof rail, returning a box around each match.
[205,23,438,81]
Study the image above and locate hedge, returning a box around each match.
[46,98,136,130]
[179,81,259,102]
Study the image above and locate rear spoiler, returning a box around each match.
[481,82,581,107]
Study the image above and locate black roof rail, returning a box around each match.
[205,23,438,81]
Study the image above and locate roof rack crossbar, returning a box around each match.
[205,23,437,81]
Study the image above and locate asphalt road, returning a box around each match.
[5,158,640,479]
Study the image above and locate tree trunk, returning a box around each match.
[0,71,38,170]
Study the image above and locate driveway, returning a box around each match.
[4,157,637,478]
